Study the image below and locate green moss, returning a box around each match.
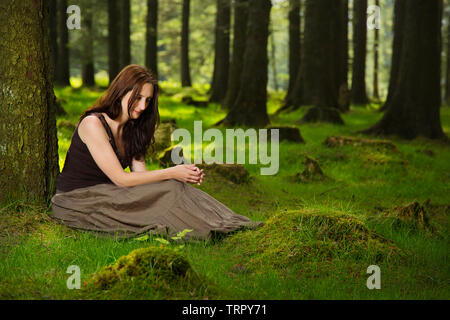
[198,163,251,184]
[372,200,435,234]
[84,246,214,299]
[221,209,401,271]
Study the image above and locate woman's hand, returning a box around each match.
[167,164,205,185]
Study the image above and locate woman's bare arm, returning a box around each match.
[130,156,147,172]
[78,116,203,187]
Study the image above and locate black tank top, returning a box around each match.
[56,113,129,193]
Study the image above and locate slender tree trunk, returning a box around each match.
[445,3,450,106]
[49,0,58,82]
[222,0,249,109]
[181,0,192,87]
[219,0,272,127]
[146,0,158,77]
[379,0,405,112]
[351,0,369,105]
[121,0,131,69]
[210,0,231,103]
[108,0,121,82]
[361,0,446,140]
[373,0,380,100]
[335,0,349,111]
[82,1,95,87]
[0,0,59,206]
[269,24,279,91]
[285,0,301,102]
[55,0,70,86]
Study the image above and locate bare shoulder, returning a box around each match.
[78,114,108,144]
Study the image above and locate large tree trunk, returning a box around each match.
[181,0,192,87]
[351,0,369,105]
[361,0,446,140]
[120,0,131,69]
[293,0,344,124]
[379,0,405,112]
[55,0,70,86]
[0,0,60,206]
[82,0,95,87]
[49,0,58,83]
[108,0,121,82]
[209,0,231,103]
[219,0,271,127]
[146,0,158,77]
[222,0,249,109]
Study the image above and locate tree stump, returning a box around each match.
[197,163,250,184]
[265,126,305,143]
[295,155,327,182]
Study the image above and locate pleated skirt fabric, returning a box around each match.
[50,179,262,241]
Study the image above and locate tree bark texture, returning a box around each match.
[209,0,231,103]
[222,0,249,109]
[0,0,60,206]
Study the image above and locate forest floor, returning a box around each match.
[0,83,449,299]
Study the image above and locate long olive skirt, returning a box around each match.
[50,179,262,241]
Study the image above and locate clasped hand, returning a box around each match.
[169,164,205,185]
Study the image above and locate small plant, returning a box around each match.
[133,229,194,252]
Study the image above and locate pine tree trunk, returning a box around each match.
[0,0,60,206]
[146,0,158,77]
[269,24,279,91]
[285,0,301,104]
[300,0,344,124]
[373,0,380,101]
[82,1,95,87]
[351,0,369,105]
[335,0,349,111]
[49,0,58,83]
[209,0,231,103]
[379,0,405,112]
[219,0,271,127]
[120,0,131,69]
[361,0,446,140]
[108,0,121,82]
[445,3,450,106]
[181,0,192,87]
[55,0,70,86]
[222,0,249,109]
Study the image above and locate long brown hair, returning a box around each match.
[79,64,160,166]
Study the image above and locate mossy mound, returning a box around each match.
[323,135,406,167]
[265,125,305,143]
[374,200,435,233]
[198,163,250,184]
[147,122,177,159]
[323,135,398,152]
[221,209,399,271]
[291,155,328,183]
[84,246,213,299]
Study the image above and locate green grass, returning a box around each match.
[0,83,449,299]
